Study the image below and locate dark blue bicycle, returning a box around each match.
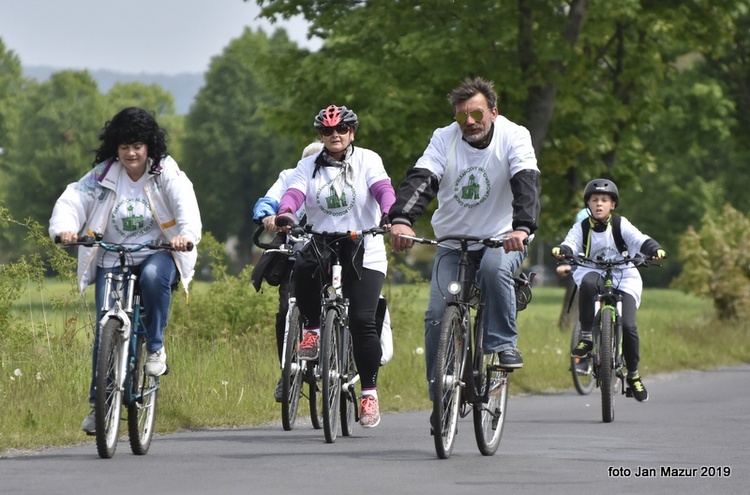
[58,235,190,458]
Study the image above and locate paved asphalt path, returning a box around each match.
[2,365,747,495]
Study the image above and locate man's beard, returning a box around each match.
[463,125,491,144]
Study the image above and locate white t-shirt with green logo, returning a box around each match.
[286,147,389,275]
[416,116,538,249]
[99,168,163,267]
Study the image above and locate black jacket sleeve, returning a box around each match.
[388,167,440,226]
[640,238,663,257]
[510,169,541,235]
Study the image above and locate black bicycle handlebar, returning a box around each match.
[399,233,526,249]
[55,235,193,252]
[301,224,389,241]
[558,253,659,269]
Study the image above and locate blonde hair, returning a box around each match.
[301,141,324,159]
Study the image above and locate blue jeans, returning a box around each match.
[424,245,525,390]
[89,250,179,403]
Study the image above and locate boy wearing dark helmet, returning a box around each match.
[552,179,666,401]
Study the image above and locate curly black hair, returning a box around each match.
[93,107,168,172]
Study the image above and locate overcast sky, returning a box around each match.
[0,0,320,75]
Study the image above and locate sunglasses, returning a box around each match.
[319,124,351,136]
[454,109,487,125]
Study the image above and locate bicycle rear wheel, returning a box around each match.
[95,319,125,459]
[281,305,304,431]
[321,308,341,443]
[433,305,464,459]
[339,329,357,436]
[128,334,158,455]
[308,365,323,430]
[599,307,617,423]
[570,321,595,395]
[473,352,509,456]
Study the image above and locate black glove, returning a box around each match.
[275,212,295,228]
[380,212,391,228]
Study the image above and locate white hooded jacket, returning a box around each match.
[49,156,202,294]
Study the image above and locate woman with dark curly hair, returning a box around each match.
[49,107,202,434]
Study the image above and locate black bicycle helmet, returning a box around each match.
[313,105,359,132]
[583,178,619,206]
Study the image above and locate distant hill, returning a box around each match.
[23,66,204,115]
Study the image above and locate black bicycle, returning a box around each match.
[252,227,323,431]
[296,225,387,443]
[401,234,534,459]
[557,254,657,422]
[57,234,190,458]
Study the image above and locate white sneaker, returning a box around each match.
[145,348,167,376]
[81,408,96,435]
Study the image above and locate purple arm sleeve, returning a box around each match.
[278,188,306,215]
[370,179,396,214]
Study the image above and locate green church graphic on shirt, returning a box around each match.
[325,185,348,209]
[112,198,155,238]
[453,167,490,208]
[318,180,355,217]
[121,205,145,231]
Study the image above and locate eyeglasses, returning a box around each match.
[319,124,351,136]
[454,109,487,125]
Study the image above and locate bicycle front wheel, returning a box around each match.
[95,319,125,459]
[339,328,356,437]
[433,305,464,459]
[321,308,341,443]
[473,352,509,456]
[570,321,595,395]
[128,334,158,455]
[281,305,304,431]
[599,307,617,423]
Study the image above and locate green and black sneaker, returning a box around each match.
[626,375,649,402]
[571,340,593,358]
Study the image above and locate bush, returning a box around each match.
[672,204,750,319]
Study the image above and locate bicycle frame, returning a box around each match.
[100,269,157,409]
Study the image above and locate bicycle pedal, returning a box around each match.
[163,365,170,376]
[625,388,633,398]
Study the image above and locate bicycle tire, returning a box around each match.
[339,328,356,437]
[128,334,158,455]
[570,321,595,395]
[308,366,323,430]
[599,307,617,423]
[321,308,341,443]
[433,305,464,459]
[95,319,125,459]
[473,350,509,456]
[281,305,304,431]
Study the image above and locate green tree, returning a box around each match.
[673,205,750,319]
[181,28,300,269]
[3,71,107,229]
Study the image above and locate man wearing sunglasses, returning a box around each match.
[389,76,541,405]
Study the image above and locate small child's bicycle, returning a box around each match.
[58,235,190,458]
[557,254,657,423]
